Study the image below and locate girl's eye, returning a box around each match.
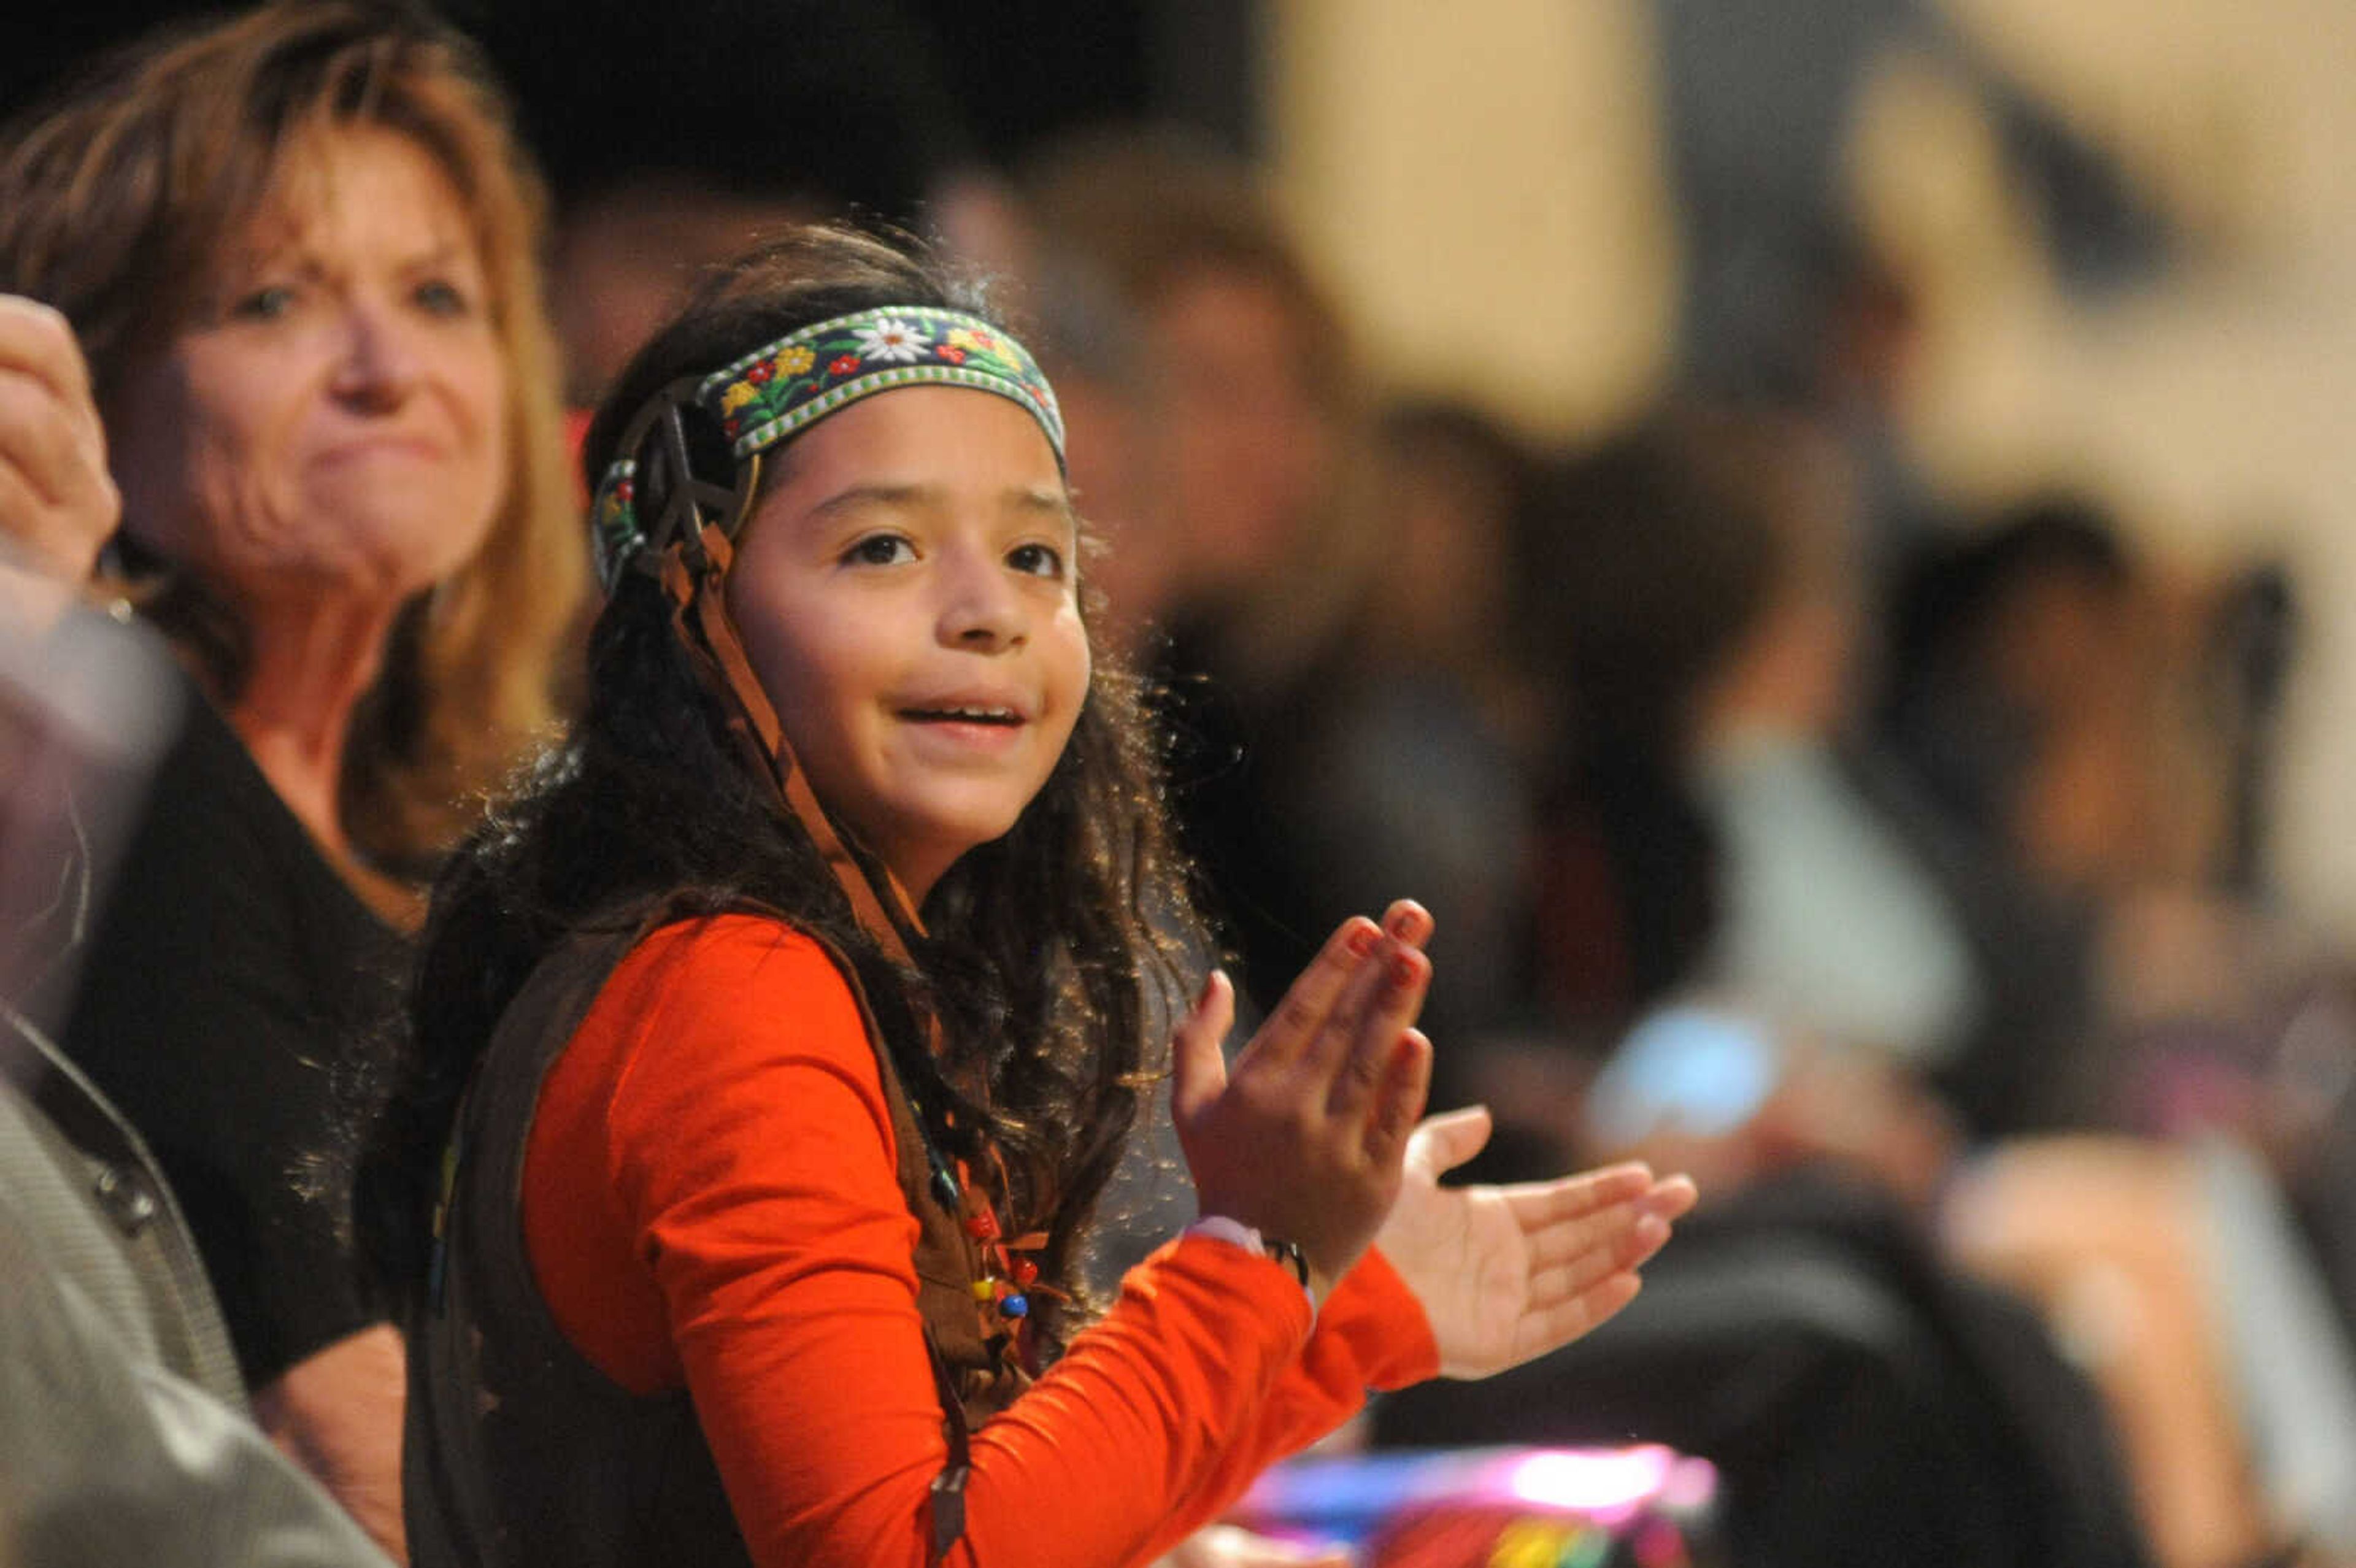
[228,285,296,321]
[413,279,472,317]
[1007,542,1064,579]
[845,534,915,567]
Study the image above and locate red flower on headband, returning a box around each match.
[723,416,741,439]
[937,345,966,365]
[828,353,861,377]
[614,479,634,502]
[745,361,774,385]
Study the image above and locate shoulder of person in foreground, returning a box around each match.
[0,1025,391,1567]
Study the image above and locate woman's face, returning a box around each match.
[110,125,508,612]
[726,385,1090,904]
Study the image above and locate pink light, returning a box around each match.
[1502,1447,1675,1515]
[1658,1456,1718,1512]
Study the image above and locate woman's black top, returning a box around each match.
[57,678,404,1388]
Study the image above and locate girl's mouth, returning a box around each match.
[901,705,1022,726]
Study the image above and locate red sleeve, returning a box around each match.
[1127,1247,1440,1564]
[1314,1248,1441,1397]
[525,914,1431,1568]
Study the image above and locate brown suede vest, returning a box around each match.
[403,924,1025,1568]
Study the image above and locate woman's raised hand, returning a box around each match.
[1376,1107,1697,1379]
[1170,905,1436,1295]
[0,296,117,588]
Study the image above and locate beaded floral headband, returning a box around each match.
[590,305,1066,590]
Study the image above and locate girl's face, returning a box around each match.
[726,385,1090,903]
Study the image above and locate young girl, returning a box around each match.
[374,225,1691,1568]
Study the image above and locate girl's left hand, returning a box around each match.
[1374,1107,1697,1379]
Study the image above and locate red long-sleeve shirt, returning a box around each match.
[522,915,1438,1568]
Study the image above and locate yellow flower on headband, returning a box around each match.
[719,381,759,415]
[774,344,815,376]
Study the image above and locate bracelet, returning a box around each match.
[1261,1236,1311,1290]
[1185,1216,1318,1312]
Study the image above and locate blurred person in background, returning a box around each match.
[1524,404,1978,1228]
[467,0,993,413]
[1520,405,1973,1080]
[1495,413,2353,1564]
[1016,129,1392,1024]
[1880,502,2356,1565]
[0,3,582,1551]
[1018,128,1370,663]
[1875,501,2325,1143]
[1514,422,2211,1165]
[1641,407,1978,1085]
[1295,402,1549,1049]
[1377,405,2167,1568]
[1877,502,2172,1136]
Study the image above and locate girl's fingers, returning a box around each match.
[1284,924,1396,1083]
[1498,1163,1657,1234]
[1169,970,1235,1127]
[1403,1105,1494,1179]
[1519,1270,1645,1359]
[1380,899,1433,949]
[1644,1174,1701,1223]
[1323,943,1427,1119]
[1362,1028,1433,1161]
[1523,1202,1638,1274]
[1247,917,1382,1070]
[1528,1205,1673,1292]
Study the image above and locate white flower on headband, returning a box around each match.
[853,318,929,363]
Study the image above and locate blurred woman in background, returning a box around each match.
[0,3,582,1551]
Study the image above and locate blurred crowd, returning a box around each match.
[4,1,2355,1566]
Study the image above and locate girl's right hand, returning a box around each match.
[1169,910,1434,1293]
[0,296,117,587]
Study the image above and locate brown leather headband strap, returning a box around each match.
[658,532,926,967]
[610,366,979,1566]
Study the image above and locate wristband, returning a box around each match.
[1261,1236,1312,1291]
[1187,1216,1319,1312]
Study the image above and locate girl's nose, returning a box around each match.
[938,549,1026,651]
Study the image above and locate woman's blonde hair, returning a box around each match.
[0,1,583,872]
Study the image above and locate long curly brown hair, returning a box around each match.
[373,226,1205,1351]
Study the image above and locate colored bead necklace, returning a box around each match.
[914,1100,1064,1355]
[955,1155,1058,1339]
